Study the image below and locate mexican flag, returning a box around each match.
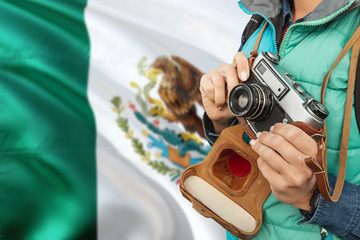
[0,0,248,239]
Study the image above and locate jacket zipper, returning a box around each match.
[279,0,354,56]
[238,1,278,54]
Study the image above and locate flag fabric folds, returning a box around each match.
[0,1,96,239]
[0,0,249,239]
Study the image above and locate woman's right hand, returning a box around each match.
[199,52,250,134]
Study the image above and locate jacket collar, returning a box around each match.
[239,0,360,48]
[239,0,360,23]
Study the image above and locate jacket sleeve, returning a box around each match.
[298,175,360,240]
[202,112,238,146]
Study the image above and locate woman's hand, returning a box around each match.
[250,123,318,210]
[199,52,249,134]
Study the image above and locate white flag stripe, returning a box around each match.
[85,0,249,239]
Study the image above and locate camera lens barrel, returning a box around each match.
[229,83,273,121]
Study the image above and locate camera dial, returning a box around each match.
[306,99,329,120]
[264,52,280,64]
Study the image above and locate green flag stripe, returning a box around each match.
[0,1,96,239]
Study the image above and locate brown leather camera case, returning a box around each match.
[179,120,323,239]
[179,124,270,239]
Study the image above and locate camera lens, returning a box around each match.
[237,94,249,108]
[228,83,273,121]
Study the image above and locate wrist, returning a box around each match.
[300,188,321,219]
[212,118,235,134]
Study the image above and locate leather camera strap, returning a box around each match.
[248,21,268,68]
[305,23,360,202]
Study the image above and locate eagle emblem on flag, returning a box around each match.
[111,56,210,183]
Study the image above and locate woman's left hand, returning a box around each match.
[250,123,318,210]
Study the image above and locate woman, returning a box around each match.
[200,0,360,239]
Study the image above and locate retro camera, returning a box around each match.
[228,52,329,134]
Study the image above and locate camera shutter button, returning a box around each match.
[285,73,296,84]
[284,73,294,78]
[295,85,305,95]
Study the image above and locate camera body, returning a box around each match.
[228,52,329,134]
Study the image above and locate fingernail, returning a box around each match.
[217,106,223,111]
[270,126,274,132]
[256,132,261,138]
[249,139,256,146]
[240,71,248,81]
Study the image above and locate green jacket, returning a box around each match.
[236,0,360,239]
